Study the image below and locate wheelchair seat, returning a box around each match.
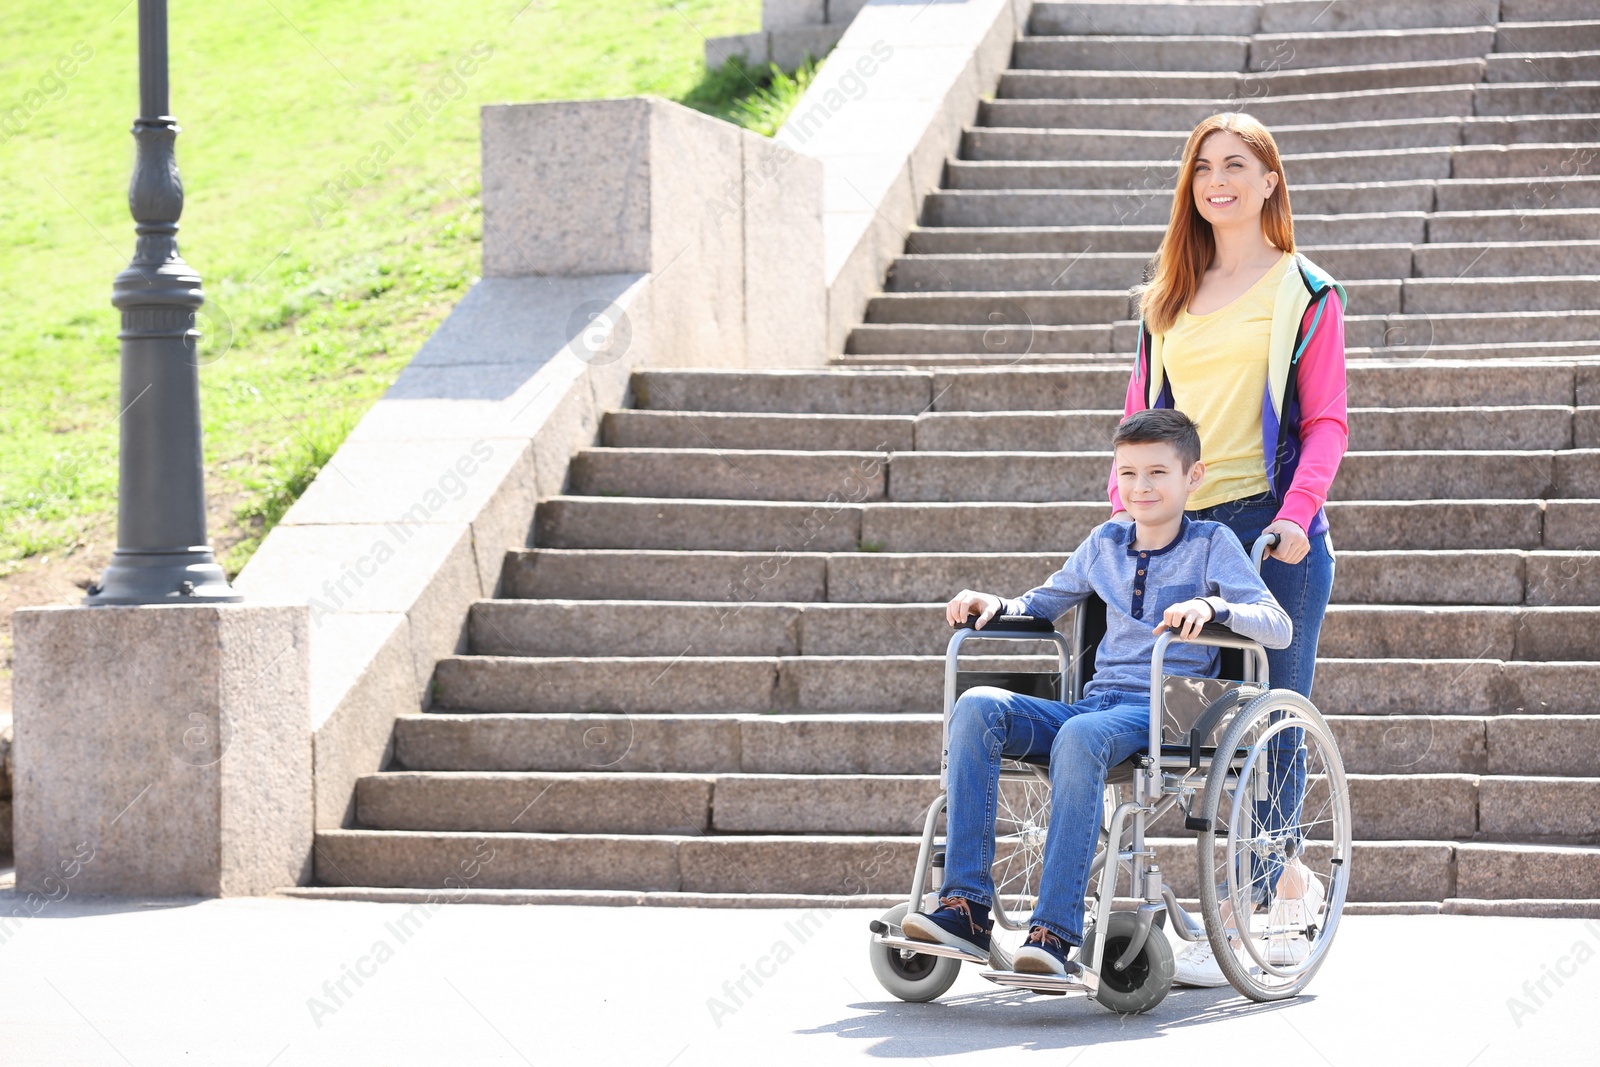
[958,595,1255,782]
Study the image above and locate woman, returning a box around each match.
[1105,112,1348,987]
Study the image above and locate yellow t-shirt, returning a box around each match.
[1162,251,1288,511]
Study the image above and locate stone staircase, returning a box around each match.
[302,0,1600,914]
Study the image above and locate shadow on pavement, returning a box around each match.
[803,984,1310,1056]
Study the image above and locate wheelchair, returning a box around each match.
[868,535,1351,1010]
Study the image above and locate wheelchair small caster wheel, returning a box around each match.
[868,903,962,1003]
[1081,911,1175,1014]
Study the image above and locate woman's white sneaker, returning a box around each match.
[1172,937,1231,988]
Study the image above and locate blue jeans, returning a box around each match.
[941,686,1151,946]
[1186,493,1336,904]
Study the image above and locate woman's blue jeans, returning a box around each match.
[1187,493,1336,905]
[940,686,1151,947]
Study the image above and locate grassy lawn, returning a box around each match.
[0,0,779,578]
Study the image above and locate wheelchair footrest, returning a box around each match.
[981,967,1097,996]
[874,933,987,965]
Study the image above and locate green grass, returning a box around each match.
[0,0,789,577]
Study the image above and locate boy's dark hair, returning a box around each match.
[1112,409,1202,470]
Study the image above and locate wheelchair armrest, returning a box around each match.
[955,613,1056,633]
[1195,621,1245,642]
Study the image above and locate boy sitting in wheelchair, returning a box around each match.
[902,408,1293,979]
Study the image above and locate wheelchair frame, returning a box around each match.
[871,536,1348,1005]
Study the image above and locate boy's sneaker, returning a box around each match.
[1172,937,1232,988]
[1013,926,1076,977]
[901,896,992,958]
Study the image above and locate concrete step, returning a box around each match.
[866,278,1600,320]
[1506,0,1600,25]
[1487,51,1600,82]
[602,411,917,452]
[390,711,1600,778]
[844,323,1116,356]
[946,152,1452,191]
[1459,114,1600,146]
[1250,29,1498,70]
[566,445,1600,503]
[503,547,1600,606]
[944,149,1597,189]
[1477,79,1600,114]
[904,212,1600,256]
[1403,277,1600,315]
[1010,34,1252,73]
[884,248,1411,290]
[1456,841,1600,898]
[535,496,1599,553]
[978,85,1478,130]
[923,179,1600,228]
[862,288,1367,324]
[1428,209,1600,243]
[968,114,1600,161]
[998,60,1486,101]
[599,406,1588,453]
[836,344,1600,365]
[635,364,1598,414]
[1029,0,1506,36]
[465,600,1600,661]
[963,118,1600,160]
[1366,312,1600,347]
[431,653,1600,716]
[312,829,1594,902]
[1413,241,1600,276]
[1496,21,1600,52]
[352,768,1600,841]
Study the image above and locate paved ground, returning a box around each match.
[0,885,1591,1065]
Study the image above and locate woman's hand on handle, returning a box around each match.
[1262,518,1309,564]
[946,590,1003,629]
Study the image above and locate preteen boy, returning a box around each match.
[902,408,1292,976]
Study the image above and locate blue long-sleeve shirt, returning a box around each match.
[997,516,1293,699]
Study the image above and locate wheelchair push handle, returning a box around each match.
[1250,531,1281,572]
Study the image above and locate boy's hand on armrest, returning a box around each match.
[946,590,1003,629]
[1153,597,1215,641]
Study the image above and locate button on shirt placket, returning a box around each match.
[1132,551,1149,619]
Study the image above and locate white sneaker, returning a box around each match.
[1267,863,1326,932]
[1264,862,1326,965]
[1172,937,1231,988]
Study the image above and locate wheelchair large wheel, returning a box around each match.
[986,766,1052,969]
[1081,910,1175,1013]
[869,902,962,1002]
[1195,689,1351,1002]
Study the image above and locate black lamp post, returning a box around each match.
[88,0,238,605]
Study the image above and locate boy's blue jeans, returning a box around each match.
[1187,493,1336,905]
[940,685,1151,947]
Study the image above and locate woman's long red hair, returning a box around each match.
[1134,112,1296,335]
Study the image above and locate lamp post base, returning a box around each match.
[85,548,241,605]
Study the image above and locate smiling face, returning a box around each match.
[1116,439,1205,525]
[1191,129,1279,228]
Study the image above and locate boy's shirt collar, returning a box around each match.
[1119,514,1192,557]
